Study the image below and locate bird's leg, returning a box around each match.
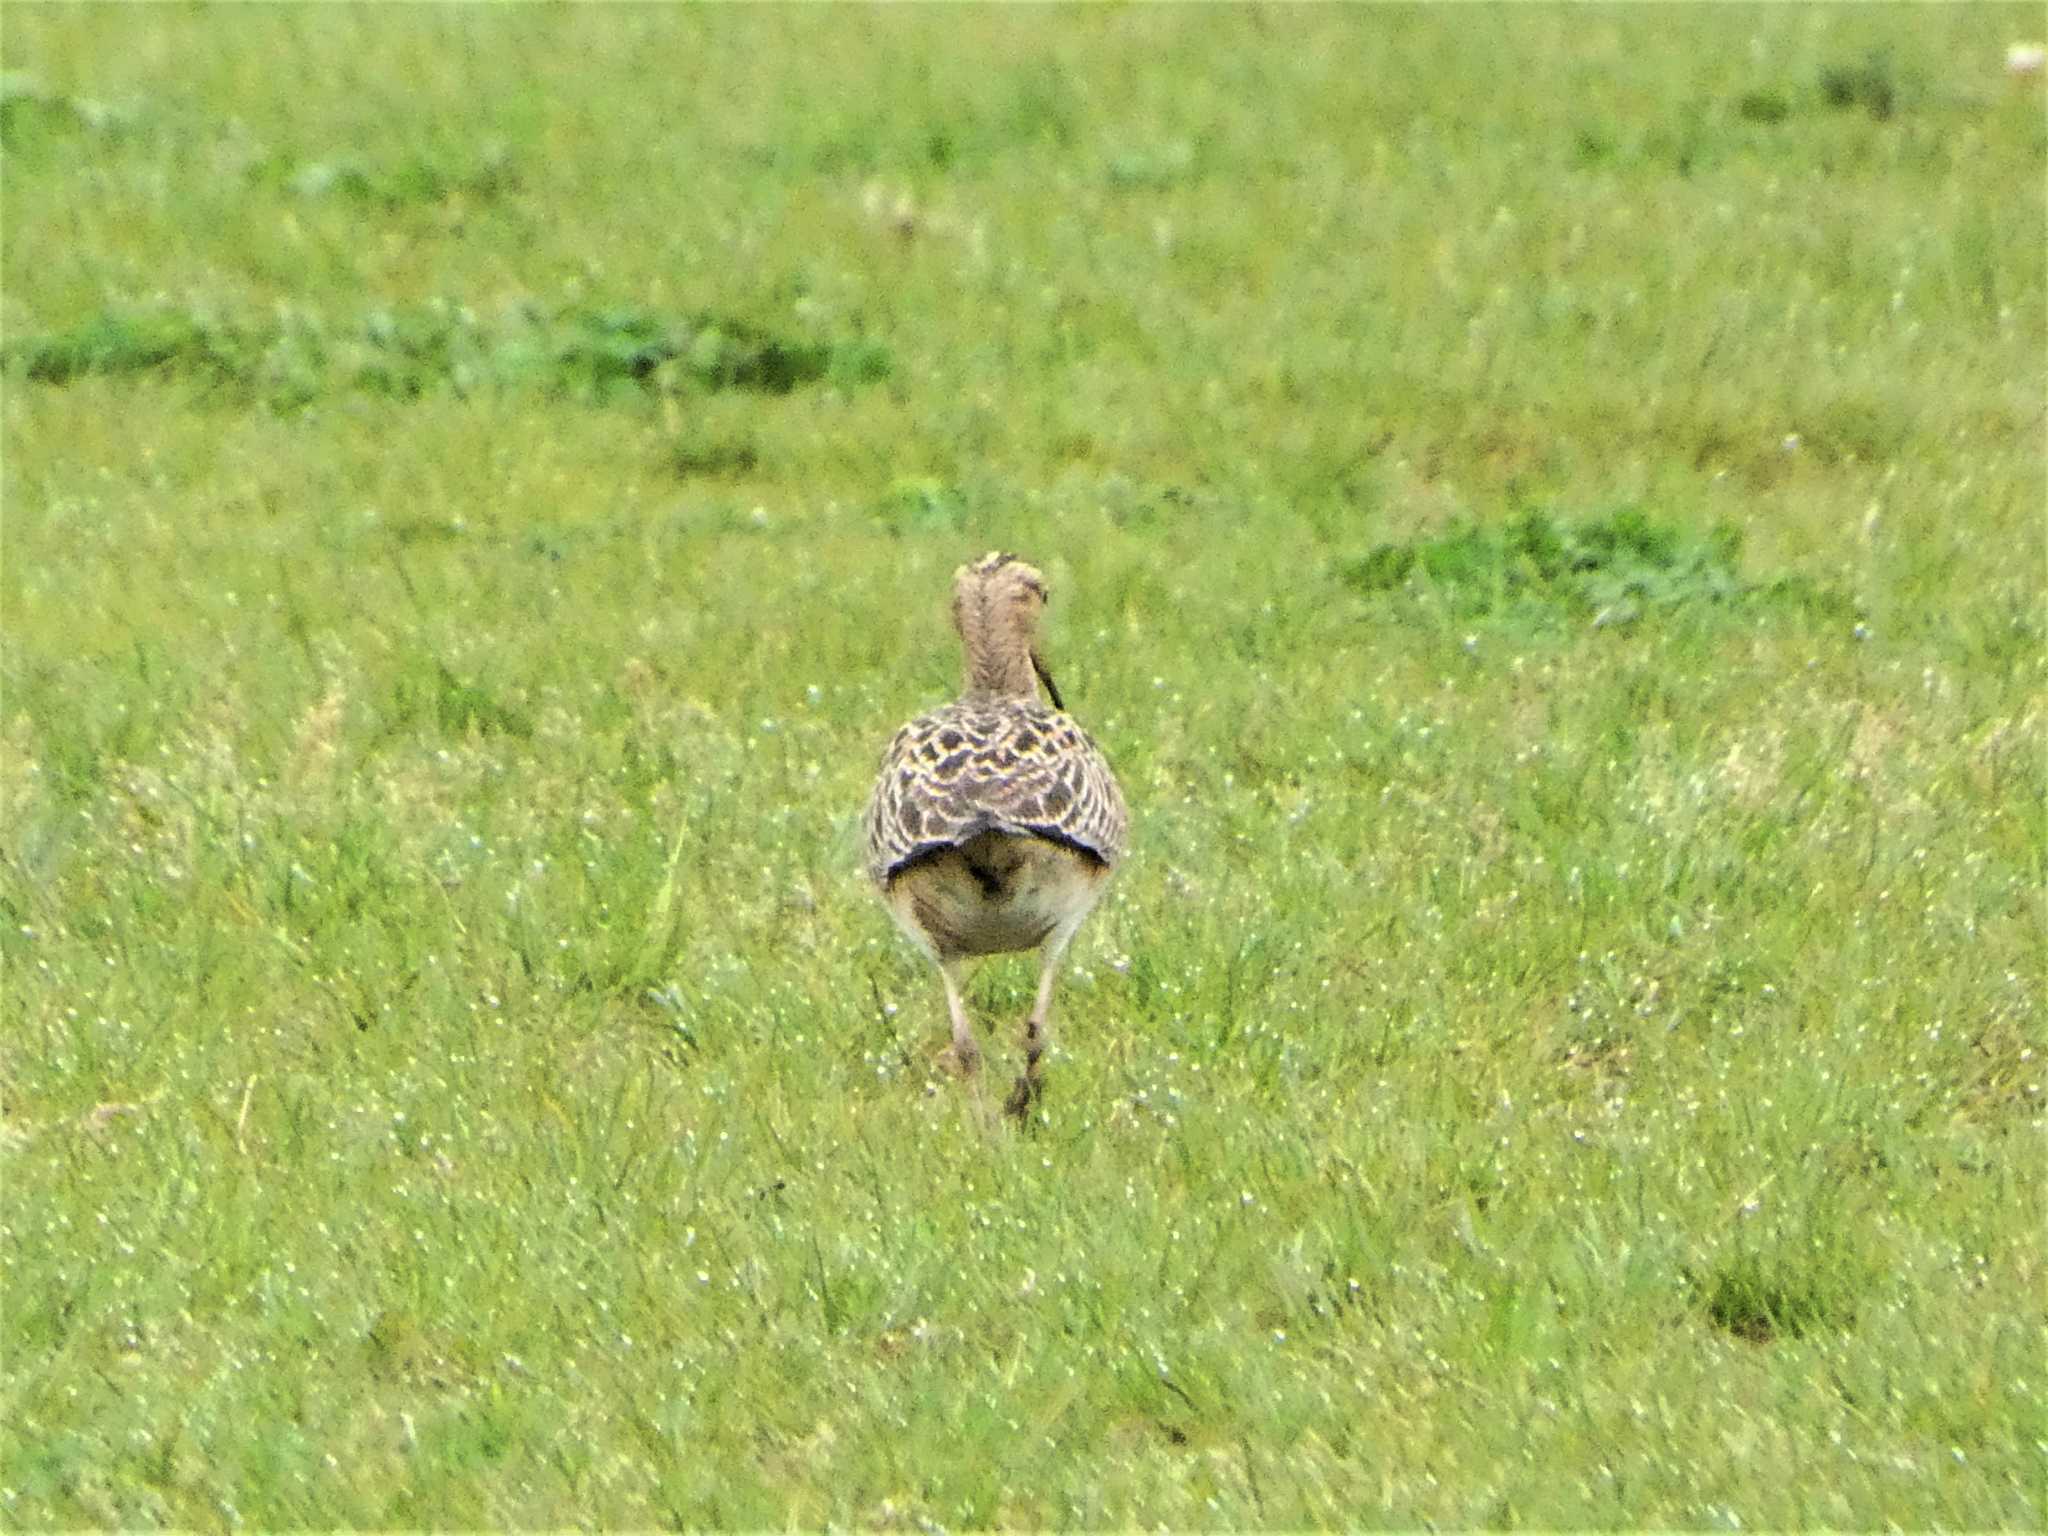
[940,959,981,1075]
[1005,932,1073,1120]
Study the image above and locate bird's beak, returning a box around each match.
[1031,650,1065,712]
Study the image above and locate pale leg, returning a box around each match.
[1006,921,1081,1119]
[941,959,980,1074]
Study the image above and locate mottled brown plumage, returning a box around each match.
[864,553,1128,1117]
[864,700,1127,888]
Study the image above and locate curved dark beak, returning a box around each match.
[1030,650,1065,711]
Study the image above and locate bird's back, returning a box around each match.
[865,697,1128,891]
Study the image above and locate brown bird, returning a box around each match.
[864,553,1129,1117]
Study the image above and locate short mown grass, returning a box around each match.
[3,5,2042,1528]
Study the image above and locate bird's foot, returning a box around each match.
[1002,1072,1041,1122]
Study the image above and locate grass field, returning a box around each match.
[3,5,2043,1527]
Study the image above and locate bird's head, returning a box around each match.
[951,551,1063,708]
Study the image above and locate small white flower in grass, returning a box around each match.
[2008,42,2046,76]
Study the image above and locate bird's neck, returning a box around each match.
[959,619,1039,701]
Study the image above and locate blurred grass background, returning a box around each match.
[3,5,2042,1527]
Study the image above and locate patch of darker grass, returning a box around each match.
[362,1309,485,1392]
[1735,89,1793,125]
[553,307,885,398]
[875,478,969,537]
[386,660,533,742]
[5,302,892,409]
[1818,50,1901,121]
[1336,506,1856,632]
[1690,1251,1862,1344]
[0,74,136,153]
[10,310,252,387]
[670,433,761,481]
[271,148,520,208]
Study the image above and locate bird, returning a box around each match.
[864,552,1129,1118]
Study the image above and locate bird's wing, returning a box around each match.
[865,701,1128,885]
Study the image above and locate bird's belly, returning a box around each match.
[886,833,1108,958]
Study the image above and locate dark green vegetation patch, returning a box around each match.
[1692,1251,1865,1344]
[0,71,136,148]
[267,150,521,209]
[1339,508,1856,631]
[5,301,891,408]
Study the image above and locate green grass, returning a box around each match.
[3,5,2043,1528]
[5,300,891,406]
